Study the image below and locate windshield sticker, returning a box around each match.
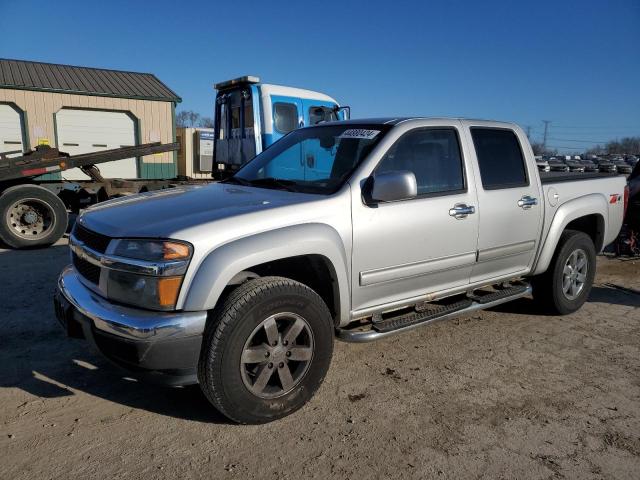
[339,129,380,140]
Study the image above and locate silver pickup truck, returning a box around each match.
[54,118,627,423]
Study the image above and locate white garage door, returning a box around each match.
[56,109,137,180]
[0,104,24,156]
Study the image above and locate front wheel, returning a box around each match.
[198,276,334,424]
[531,230,596,315]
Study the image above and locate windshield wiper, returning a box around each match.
[246,177,299,192]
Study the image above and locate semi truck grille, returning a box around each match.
[72,252,101,285]
[73,224,111,253]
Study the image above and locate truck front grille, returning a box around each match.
[72,252,101,285]
[73,224,111,253]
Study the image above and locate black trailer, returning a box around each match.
[0,142,206,249]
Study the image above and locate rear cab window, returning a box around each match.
[470,128,528,189]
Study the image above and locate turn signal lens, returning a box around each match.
[163,241,191,260]
[157,276,183,307]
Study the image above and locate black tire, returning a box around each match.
[531,230,596,315]
[198,276,334,424]
[0,185,68,249]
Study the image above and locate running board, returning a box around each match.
[337,283,532,343]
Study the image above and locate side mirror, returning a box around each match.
[368,171,417,203]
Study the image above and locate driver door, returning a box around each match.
[351,125,479,314]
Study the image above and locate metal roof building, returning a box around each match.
[0,59,181,179]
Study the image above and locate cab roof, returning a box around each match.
[320,117,520,128]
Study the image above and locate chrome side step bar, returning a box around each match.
[336,284,532,343]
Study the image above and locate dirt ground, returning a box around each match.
[0,239,638,480]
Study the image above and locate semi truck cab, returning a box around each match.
[212,76,347,178]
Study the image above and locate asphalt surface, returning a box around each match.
[0,239,639,479]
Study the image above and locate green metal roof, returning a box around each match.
[0,58,181,103]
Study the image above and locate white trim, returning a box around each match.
[260,84,339,135]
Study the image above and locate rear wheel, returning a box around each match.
[531,230,596,314]
[198,276,334,424]
[0,185,68,249]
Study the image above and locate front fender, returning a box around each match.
[532,193,607,275]
[182,223,351,323]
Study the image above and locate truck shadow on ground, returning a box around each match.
[0,243,232,425]
[11,344,232,424]
[489,285,640,316]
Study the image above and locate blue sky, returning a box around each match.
[1,0,638,152]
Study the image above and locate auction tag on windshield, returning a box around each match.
[339,129,380,140]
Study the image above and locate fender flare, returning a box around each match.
[182,223,351,323]
[532,193,607,275]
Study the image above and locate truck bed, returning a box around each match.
[540,171,620,184]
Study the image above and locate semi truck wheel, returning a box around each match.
[531,230,596,315]
[0,185,68,249]
[198,276,334,424]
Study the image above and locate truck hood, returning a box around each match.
[78,183,321,238]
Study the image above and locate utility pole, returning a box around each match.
[525,125,531,139]
[542,120,551,149]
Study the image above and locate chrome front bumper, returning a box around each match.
[55,265,208,385]
[57,265,207,341]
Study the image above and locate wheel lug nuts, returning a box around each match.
[265,351,270,357]
[268,363,273,369]
[272,341,278,347]
[279,362,284,368]
[283,340,288,346]
[286,351,291,357]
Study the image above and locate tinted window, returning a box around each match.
[376,128,465,196]
[471,128,527,189]
[274,102,298,133]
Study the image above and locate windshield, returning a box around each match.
[229,124,390,194]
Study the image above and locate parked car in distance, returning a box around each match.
[613,159,633,175]
[626,156,639,168]
[597,158,617,173]
[54,117,627,424]
[549,158,570,172]
[565,159,585,173]
[536,157,550,172]
[579,159,599,172]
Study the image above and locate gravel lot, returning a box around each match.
[1,239,639,479]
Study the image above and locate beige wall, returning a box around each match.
[0,88,174,166]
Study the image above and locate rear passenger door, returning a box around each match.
[465,125,543,282]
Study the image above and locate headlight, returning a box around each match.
[105,239,192,311]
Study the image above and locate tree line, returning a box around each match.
[176,110,214,128]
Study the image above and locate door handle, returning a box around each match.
[518,195,538,209]
[449,203,476,219]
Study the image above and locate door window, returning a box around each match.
[376,128,465,196]
[471,128,528,189]
[273,102,298,133]
[308,106,337,125]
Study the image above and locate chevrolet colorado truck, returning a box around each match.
[54,118,627,424]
